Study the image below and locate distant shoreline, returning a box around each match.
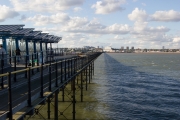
[104,52,180,54]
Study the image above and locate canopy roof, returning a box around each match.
[0,24,62,43]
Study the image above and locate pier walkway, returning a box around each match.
[0,52,102,120]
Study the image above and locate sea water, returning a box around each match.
[92,53,180,120]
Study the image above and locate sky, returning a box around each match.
[0,0,180,49]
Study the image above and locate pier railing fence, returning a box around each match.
[0,51,102,120]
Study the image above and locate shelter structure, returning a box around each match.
[0,24,62,57]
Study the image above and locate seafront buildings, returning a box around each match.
[102,46,180,53]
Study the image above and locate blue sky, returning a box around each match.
[0,0,180,49]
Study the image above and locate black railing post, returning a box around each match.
[55,61,58,87]
[14,56,17,82]
[40,63,43,98]
[9,52,12,65]
[37,52,39,72]
[72,76,76,120]
[86,67,88,91]
[61,61,63,83]
[31,54,34,75]
[71,58,73,76]
[8,72,12,120]
[93,62,94,75]
[25,55,28,78]
[27,67,32,107]
[49,61,52,91]
[41,51,44,65]
[1,55,4,89]
[54,90,59,120]
[89,64,90,83]
[81,71,83,102]
[64,59,66,81]
[47,97,51,119]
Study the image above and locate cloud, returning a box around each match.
[150,10,180,22]
[38,15,130,35]
[91,0,126,14]
[73,7,82,12]
[0,5,19,22]
[23,13,70,26]
[104,23,130,34]
[128,7,171,48]
[173,37,180,43]
[113,35,125,40]
[128,8,148,22]
[67,17,89,28]
[10,0,85,12]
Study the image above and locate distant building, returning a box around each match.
[126,46,129,50]
[103,46,114,52]
[121,46,124,50]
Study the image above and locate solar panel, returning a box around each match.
[34,33,49,40]
[24,31,41,38]
[11,28,34,35]
[0,24,62,44]
[0,25,24,31]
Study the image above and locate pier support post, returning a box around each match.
[49,62,52,91]
[40,64,44,98]
[62,86,65,102]
[91,63,93,80]
[47,97,51,119]
[81,71,83,102]
[27,67,32,107]
[61,61,63,83]
[55,61,58,87]
[64,59,66,81]
[89,64,90,84]
[68,59,70,78]
[72,77,76,120]
[93,62,94,75]
[8,72,12,120]
[54,90,59,120]
[86,67,88,91]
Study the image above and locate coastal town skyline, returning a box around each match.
[0,0,180,49]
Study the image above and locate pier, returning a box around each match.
[0,24,102,120]
[0,52,102,120]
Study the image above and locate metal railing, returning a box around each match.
[0,52,102,120]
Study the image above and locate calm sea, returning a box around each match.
[92,53,180,120]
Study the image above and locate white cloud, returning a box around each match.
[10,0,85,12]
[0,5,19,22]
[105,23,130,34]
[173,37,180,43]
[35,15,130,36]
[150,10,180,22]
[127,7,171,48]
[23,13,70,26]
[91,0,126,14]
[114,35,125,40]
[128,8,148,22]
[67,17,89,28]
[73,7,82,12]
